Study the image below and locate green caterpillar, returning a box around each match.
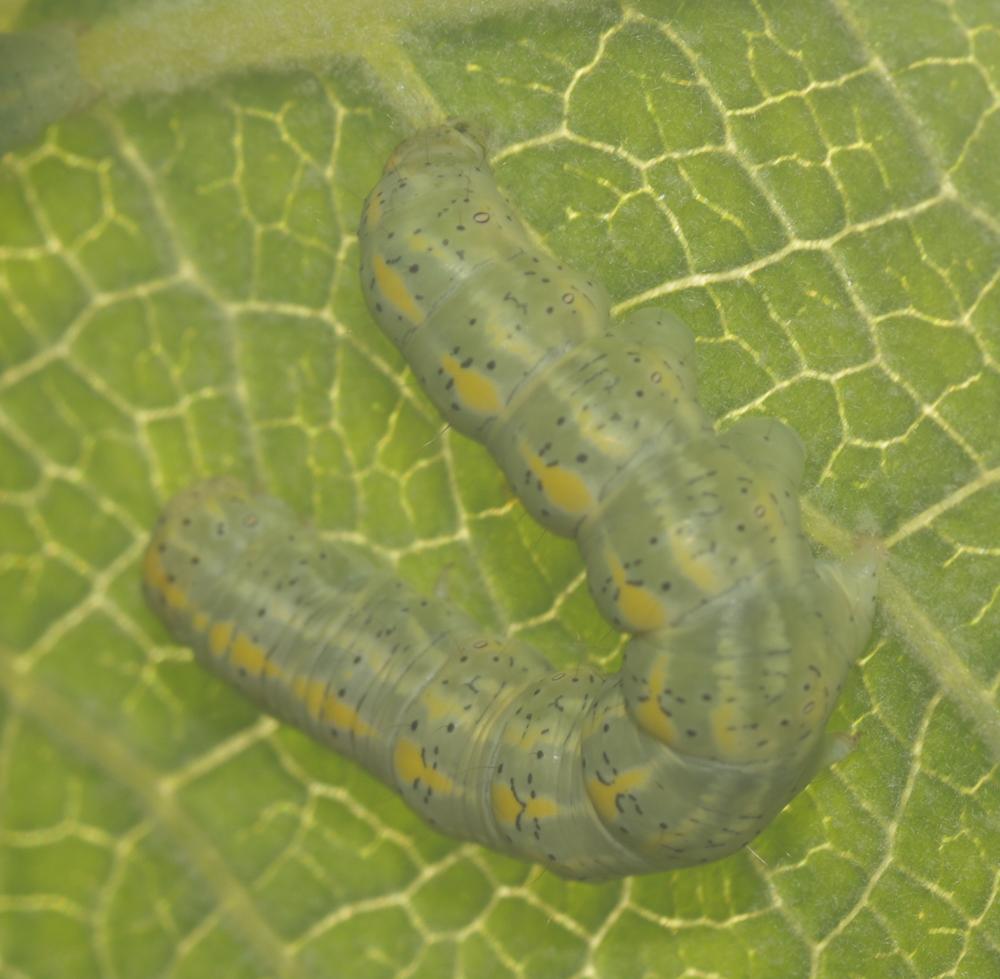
[144,124,877,881]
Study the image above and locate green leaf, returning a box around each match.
[2,2,998,977]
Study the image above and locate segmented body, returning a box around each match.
[143,124,877,880]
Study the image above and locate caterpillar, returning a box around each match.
[143,124,877,881]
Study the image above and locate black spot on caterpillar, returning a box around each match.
[144,124,877,881]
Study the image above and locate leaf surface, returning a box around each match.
[1,2,998,977]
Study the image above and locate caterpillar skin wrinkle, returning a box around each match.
[144,124,877,881]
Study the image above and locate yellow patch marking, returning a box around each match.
[491,783,558,827]
[633,697,678,745]
[322,695,375,738]
[632,661,678,746]
[393,738,454,795]
[671,534,720,594]
[406,231,434,254]
[142,545,188,611]
[230,633,281,679]
[753,490,774,525]
[420,689,456,722]
[710,702,744,756]
[484,319,537,362]
[373,254,423,324]
[440,354,503,414]
[502,723,545,751]
[641,823,692,854]
[573,410,629,459]
[292,676,327,718]
[491,783,523,824]
[192,611,209,633]
[524,794,559,822]
[586,769,648,825]
[520,442,594,516]
[607,550,667,632]
[754,487,801,575]
[209,621,234,658]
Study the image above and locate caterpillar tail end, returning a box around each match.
[143,477,248,606]
[819,730,857,768]
[383,120,485,174]
[821,533,882,662]
[792,729,858,800]
[156,476,252,518]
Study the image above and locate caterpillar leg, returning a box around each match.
[721,415,806,490]
[616,306,696,366]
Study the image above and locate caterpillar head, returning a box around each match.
[383,120,485,175]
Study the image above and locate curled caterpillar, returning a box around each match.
[144,124,877,881]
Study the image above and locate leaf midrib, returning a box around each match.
[0,653,293,978]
